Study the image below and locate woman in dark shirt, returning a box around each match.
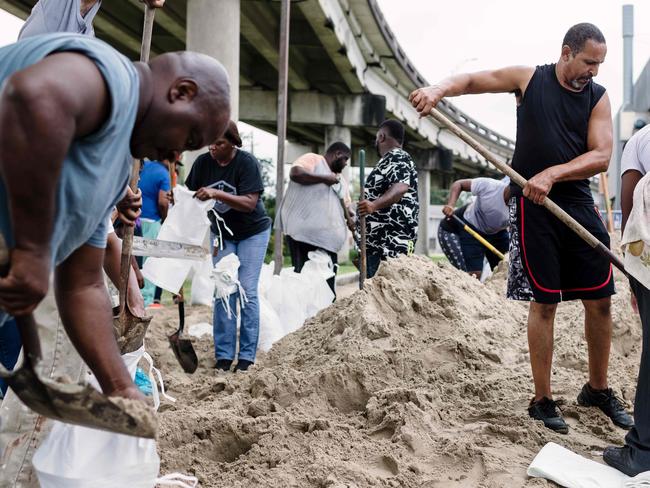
[186,121,271,372]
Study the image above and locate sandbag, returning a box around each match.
[190,256,215,306]
[258,295,284,352]
[143,186,213,294]
[32,347,159,488]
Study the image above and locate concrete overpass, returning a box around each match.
[0,0,516,252]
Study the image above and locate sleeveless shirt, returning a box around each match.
[510,64,606,204]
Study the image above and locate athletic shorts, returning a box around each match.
[506,196,615,304]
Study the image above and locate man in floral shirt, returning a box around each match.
[358,119,419,277]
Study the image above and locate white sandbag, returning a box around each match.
[527,442,628,488]
[188,322,213,338]
[212,253,247,320]
[258,295,284,352]
[143,186,213,294]
[190,256,215,306]
[33,347,159,488]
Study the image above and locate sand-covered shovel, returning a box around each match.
[168,290,198,373]
[427,107,631,280]
[115,5,156,352]
[358,149,367,289]
[0,240,157,438]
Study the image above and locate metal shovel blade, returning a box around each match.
[113,307,153,355]
[168,299,198,374]
[0,354,157,438]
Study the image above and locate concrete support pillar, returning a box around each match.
[185,0,240,175]
[416,168,431,256]
[325,126,352,264]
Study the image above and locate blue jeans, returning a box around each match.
[141,219,162,306]
[0,318,21,396]
[212,227,270,363]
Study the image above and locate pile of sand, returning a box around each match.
[145,255,641,487]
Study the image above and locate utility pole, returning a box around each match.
[273,0,290,274]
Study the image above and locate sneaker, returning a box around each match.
[147,303,163,310]
[577,383,634,430]
[215,359,232,372]
[235,359,254,372]
[528,397,569,434]
[603,446,649,477]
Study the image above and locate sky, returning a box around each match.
[0,1,647,152]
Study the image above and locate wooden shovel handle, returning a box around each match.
[118,6,157,317]
[428,107,627,276]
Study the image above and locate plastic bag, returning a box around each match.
[143,186,213,294]
[190,256,215,306]
[258,295,284,352]
[212,253,246,319]
[32,347,159,488]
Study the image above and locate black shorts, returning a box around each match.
[507,196,615,304]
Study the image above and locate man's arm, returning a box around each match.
[0,52,110,315]
[358,183,409,217]
[621,170,643,235]
[523,93,613,205]
[157,189,170,220]
[442,179,472,216]
[56,245,143,400]
[409,66,534,116]
[289,166,338,186]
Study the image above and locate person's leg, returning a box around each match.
[140,219,162,306]
[528,302,558,401]
[486,229,509,270]
[212,239,238,364]
[236,227,271,365]
[438,227,467,271]
[582,297,612,390]
[0,318,21,397]
[153,286,162,304]
[366,253,382,278]
[618,279,650,467]
[326,249,338,298]
[286,236,316,274]
[458,230,484,279]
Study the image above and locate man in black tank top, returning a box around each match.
[409,23,632,436]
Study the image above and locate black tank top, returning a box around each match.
[510,64,606,204]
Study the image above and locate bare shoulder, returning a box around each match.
[4,52,110,137]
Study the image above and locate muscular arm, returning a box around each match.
[442,179,472,217]
[289,166,338,186]
[621,170,643,236]
[0,52,110,314]
[409,66,534,116]
[56,245,140,399]
[358,183,409,216]
[523,94,613,204]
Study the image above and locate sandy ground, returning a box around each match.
[144,255,641,488]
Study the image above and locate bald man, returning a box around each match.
[0,33,229,486]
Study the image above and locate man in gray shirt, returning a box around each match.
[441,177,510,279]
[20,0,164,39]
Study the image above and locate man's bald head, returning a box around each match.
[130,51,231,161]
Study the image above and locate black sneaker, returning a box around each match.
[235,359,254,372]
[215,359,232,372]
[577,383,634,430]
[528,397,569,434]
[603,446,649,477]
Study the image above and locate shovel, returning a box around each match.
[358,149,367,289]
[428,107,629,278]
[0,243,156,438]
[115,5,156,351]
[451,214,505,261]
[168,290,198,374]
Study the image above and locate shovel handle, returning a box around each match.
[359,149,367,289]
[118,6,157,318]
[451,215,505,261]
[428,107,627,276]
[15,314,42,364]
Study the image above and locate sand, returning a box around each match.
[144,255,641,487]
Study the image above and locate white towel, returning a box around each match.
[622,172,650,290]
